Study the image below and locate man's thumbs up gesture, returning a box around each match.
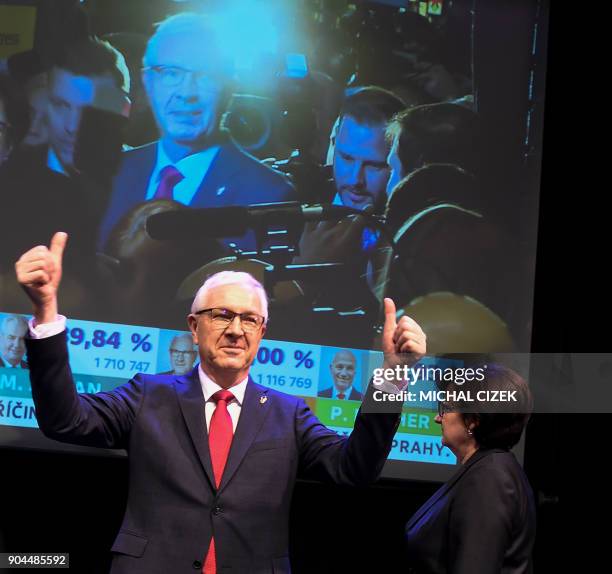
[381,297,426,384]
[15,232,68,325]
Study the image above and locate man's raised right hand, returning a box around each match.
[15,232,68,324]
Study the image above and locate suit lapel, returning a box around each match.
[191,143,244,207]
[218,379,271,493]
[126,143,158,203]
[405,448,498,529]
[173,368,216,489]
[100,144,158,249]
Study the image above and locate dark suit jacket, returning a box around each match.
[405,448,536,574]
[317,386,363,401]
[97,140,296,251]
[0,357,28,368]
[0,146,105,266]
[26,332,401,574]
[387,204,522,336]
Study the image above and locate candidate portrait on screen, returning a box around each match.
[318,349,363,401]
[0,314,29,369]
[166,332,198,376]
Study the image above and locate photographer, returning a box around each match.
[295,86,404,267]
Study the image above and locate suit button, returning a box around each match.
[213,506,222,515]
[192,560,202,569]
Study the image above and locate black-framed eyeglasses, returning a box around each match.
[437,401,454,417]
[193,307,265,333]
[170,349,196,358]
[143,65,222,90]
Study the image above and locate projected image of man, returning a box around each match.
[98,12,295,251]
[0,315,28,369]
[163,333,198,376]
[296,87,405,267]
[318,350,362,401]
[332,88,404,213]
[0,38,129,261]
[47,55,128,175]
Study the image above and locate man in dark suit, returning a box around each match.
[16,231,427,574]
[97,13,296,252]
[0,38,130,266]
[318,349,363,400]
[0,314,28,369]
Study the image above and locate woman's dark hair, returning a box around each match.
[0,73,30,151]
[442,363,533,450]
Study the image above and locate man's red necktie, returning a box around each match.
[153,165,184,200]
[337,393,345,400]
[203,390,235,574]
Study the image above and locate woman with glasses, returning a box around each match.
[404,364,536,573]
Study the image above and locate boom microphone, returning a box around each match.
[145,202,356,240]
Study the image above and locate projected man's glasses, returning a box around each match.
[170,349,196,358]
[144,65,222,91]
[194,308,265,332]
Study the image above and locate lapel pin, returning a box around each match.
[260,395,268,404]
[216,186,226,196]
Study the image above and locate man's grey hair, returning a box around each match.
[1,314,28,334]
[191,271,269,322]
[169,332,196,350]
[143,12,219,68]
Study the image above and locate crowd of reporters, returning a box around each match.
[0,6,526,350]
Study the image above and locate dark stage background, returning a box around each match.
[1,1,601,572]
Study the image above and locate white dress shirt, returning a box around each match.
[145,141,220,204]
[47,147,69,176]
[198,365,247,432]
[331,385,355,399]
[0,354,24,368]
[28,315,66,339]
